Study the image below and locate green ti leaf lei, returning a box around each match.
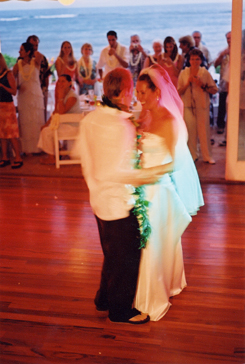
[130,118,152,249]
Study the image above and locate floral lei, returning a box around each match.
[130,116,152,249]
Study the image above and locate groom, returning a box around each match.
[76,68,167,324]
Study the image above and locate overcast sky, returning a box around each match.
[0,0,231,10]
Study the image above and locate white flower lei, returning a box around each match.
[78,56,93,80]
[161,53,179,68]
[18,59,35,82]
[149,55,158,64]
[130,52,142,67]
[58,57,77,72]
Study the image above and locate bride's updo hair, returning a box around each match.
[103,68,133,100]
[137,73,157,92]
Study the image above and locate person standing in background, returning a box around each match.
[178,48,218,164]
[128,34,149,87]
[0,54,23,169]
[179,35,208,69]
[214,31,231,135]
[192,31,212,68]
[27,35,50,122]
[78,43,97,95]
[97,30,129,81]
[158,36,183,88]
[143,39,163,68]
[13,42,45,155]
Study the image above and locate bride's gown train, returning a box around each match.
[134,131,203,321]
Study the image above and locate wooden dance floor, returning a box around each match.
[0,175,244,364]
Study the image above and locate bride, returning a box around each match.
[134,64,204,321]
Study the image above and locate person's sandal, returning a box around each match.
[11,161,23,169]
[0,160,11,168]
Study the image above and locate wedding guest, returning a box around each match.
[128,34,149,86]
[55,41,80,85]
[97,30,129,80]
[37,74,82,165]
[179,35,208,69]
[178,48,218,164]
[78,43,97,95]
[0,54,23,169]
[143,39,163,68]
[192,31,212,68]
[13,42,45,154]
[158,36,183,88]
[27,35,50,121]
[214,31,231,135]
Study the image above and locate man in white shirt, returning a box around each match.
[75,68,171,324]
[97,30,129,80]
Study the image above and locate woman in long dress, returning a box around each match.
[13,42,45,154]
[134,64,204,321]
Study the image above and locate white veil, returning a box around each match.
[139,64,204,215]
[140,64,184,120]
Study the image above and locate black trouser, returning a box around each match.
[95,210,141,321]
[216,91,228,130]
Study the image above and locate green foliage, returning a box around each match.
[132,132,152,249]
[3,54,17,69]
[215,65,221,74]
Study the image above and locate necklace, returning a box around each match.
[130,125,151,249]
[149,55,158,64]
[130,52,142,67]
[18,59,35,81]
[78,56,92,79]
[59,57,77,72]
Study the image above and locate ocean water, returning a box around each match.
[0,2,232,63]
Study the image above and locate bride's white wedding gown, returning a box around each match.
[134,131,203,321]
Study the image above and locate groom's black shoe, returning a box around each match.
[94,297,108,312]
[109,308,150,324]
[95,303,108,312]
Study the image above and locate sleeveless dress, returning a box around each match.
[56,57,77,81]
[17,59,45,153]
[0,70,19,139]
[134,131,204,321]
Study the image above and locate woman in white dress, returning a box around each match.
[37,74,82,165]
[134,64,204,321]
[13,42,45,154]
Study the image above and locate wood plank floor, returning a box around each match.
[0,176,244,364]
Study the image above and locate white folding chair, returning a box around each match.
[54,113,84,168]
